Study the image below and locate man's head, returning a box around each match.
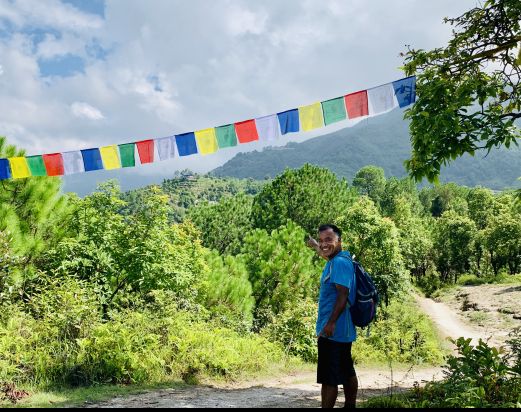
[318,224,342,259]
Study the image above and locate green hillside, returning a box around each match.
[212,109,521,190]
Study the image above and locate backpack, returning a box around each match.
[338,255,379,328]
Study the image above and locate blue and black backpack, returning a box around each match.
[339,255,379,328]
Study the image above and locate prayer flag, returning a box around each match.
[277,109,300,135]
[119,144,135,168]
[195,128,218,155]
[9,157,31,179]
[393,76,416,108]
[367,83,398,115]
[100,145,121,170]
[321,97,347,125]
[255,114,280,141]
[0,159,11,180]
[156,136,176,161]
[299,102,324,131]
[81,148,104,172]
[43,153,64,176]
[215,124,238,148]
[234,119,259,144]
[62,151,85,175]
[345,90,369,119]
[136,140,154,164]
[27,155,47,176]
[176,132,198,156]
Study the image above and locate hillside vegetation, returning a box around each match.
[0,133,519,407]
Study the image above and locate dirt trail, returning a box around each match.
[83,287,518,408]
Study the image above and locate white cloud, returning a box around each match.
[71,102,104,120]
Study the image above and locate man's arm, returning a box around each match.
[306,236,327,260]
[322,284,349,337]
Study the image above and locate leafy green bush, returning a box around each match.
[262,299,318,363]
[353,295,445,365]
[457,274,490,286]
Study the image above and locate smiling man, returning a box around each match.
[314,224,357,409]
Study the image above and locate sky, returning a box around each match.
[0,0,478,183]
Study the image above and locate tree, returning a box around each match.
[433,210,477,283]
[352,165,386,205]
[251,164,355,234]
[241,221,320,329]
[187,193,253,255]
[338,197,406,306]
[402,0,521,183]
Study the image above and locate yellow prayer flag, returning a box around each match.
[298,102,324,132]
[195,128,218,155]
[100,145,121,170]
[9,157,31,179]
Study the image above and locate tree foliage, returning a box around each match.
[252,164,355,234]
[403,0,521,183]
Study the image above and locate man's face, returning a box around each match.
[318,228,342,259]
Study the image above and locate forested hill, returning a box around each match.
[212,109,521,190]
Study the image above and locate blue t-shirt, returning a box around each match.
[316,250,357,343]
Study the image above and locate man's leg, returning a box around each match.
[343,375,358,408]
[321,384,338,408]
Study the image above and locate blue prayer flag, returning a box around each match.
[392,76,416,108]
[81,148,104,172]
[277,109,300,135]
[0,158,11,180]
[175,132,198,156]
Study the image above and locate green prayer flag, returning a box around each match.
[215,124,238,148]
[119,143,136,168]
[26,155,47,176]
[321,97,347,125]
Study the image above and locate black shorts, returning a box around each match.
[317,337,356,385]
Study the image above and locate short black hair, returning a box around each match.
[318,224,342,239]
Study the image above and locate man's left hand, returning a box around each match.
[323,321,336,337]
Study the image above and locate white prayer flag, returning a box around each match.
[156,136,176,161]
[367,83,398,115]
[255,114,280,142]
[62,151,85,175]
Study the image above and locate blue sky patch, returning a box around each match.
[61,0,105,17]
[39,54,85,77]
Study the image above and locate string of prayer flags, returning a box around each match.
[0,76,417,181]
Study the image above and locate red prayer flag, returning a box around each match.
[42,153,64,176]
[345,90,369,119]
[136,140,154,164]
[234,119,259,144]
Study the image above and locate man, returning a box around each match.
[308,224,358,409]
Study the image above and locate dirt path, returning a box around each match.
[85,367,443,408]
